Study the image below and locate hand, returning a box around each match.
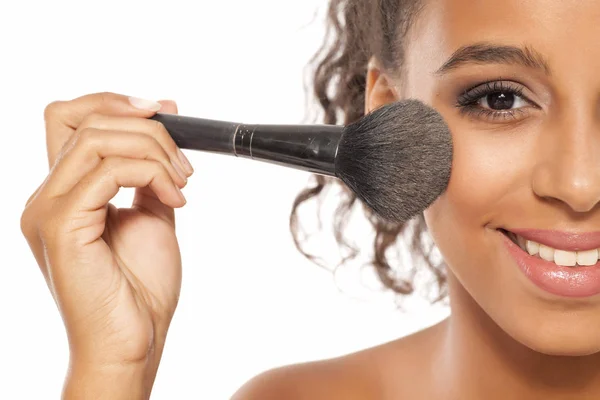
[20,92,194,395]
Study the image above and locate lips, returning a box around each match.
[498,229,600,298]
[501,228,600,252]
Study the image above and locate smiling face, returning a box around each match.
[369,0,600,356]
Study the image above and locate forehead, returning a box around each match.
[407,0,600,75]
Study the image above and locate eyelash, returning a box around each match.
[455,81,534,122]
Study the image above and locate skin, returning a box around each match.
[236,0,600,399]
[21,94,192,399]
[19,0,600,399]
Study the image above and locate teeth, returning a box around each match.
[526,240,540,255]
[577,249,599,266]
[539,244,555,262]
[509,232,600,267]
[554,249,576,267]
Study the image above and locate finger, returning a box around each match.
[44,128,187,198]
[73,112,192,178]
[158,99,178,114]
[44,92,164,168]
[155,100,193,174]
[66,156,186,217]
[132,99,186,224]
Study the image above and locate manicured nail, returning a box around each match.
[177,148,194,175]
[171,158,187,183]
[174,183,186,204]
[128,96,162,111]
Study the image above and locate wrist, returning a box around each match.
[63,322,171,399]
[62,358,155,400]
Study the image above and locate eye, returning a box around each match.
[479,91,528,110]
[456,81,537,122]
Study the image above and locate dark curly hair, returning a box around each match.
[289,0,448,304]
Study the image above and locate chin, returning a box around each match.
[524,338,600,357]
[504,315,600,357]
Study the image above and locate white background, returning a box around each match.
[1,1,449,398]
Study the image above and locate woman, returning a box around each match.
[20,0,600,398]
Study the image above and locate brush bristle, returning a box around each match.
[335,99,453,224]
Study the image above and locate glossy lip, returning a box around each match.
[498,229,600,298]
[508,228,600,251]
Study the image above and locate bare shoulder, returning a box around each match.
[230,319,447,400]
[229,356,377,400]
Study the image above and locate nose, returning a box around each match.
[531,112,600,213]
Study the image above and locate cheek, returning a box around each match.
[422,123,600,355]
[424,125,528,232]
[424,116,544,236]
[422,123,533,293]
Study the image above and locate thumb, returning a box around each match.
[157,100,178,115]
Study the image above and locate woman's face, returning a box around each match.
[396,0,600,355]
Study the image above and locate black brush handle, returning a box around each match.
[149,112,342,176]
[150,113,238,153]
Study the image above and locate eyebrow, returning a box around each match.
[435,43,551,75]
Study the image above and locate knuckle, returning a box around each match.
[148,117,163,129]
[20,187,44,239]
[149,118,167,135]
[144,135,168,159]
[20,186,59,239]
[79,112,104,130]
[150,159,168,176]
[43,100,66,122]
[20,205,35,239]
[75,127,99,148]
[101,156,121,173]
[150,119,178,149]
[30,202,61,242]
[96,91,114,105]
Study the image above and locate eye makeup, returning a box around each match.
[455,80,540,123]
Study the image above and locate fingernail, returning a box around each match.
[128,96,162,111]
[171,157,187,183]
[177,148,194,175]
[174,183,187,204]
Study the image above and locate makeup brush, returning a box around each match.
[149,99,452,224]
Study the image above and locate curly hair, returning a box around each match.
[289,0,447,303]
